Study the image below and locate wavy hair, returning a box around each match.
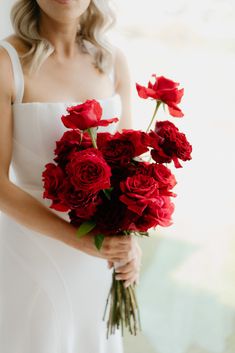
[10,0,117,75]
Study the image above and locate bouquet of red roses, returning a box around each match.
[42,74,192,338]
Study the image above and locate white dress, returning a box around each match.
[0,40,124,353]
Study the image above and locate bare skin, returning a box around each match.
[0,0,141,287]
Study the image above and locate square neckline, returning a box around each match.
[12,92,121,107]
[0,39,120,106]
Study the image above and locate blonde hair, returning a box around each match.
[10,0,117,75]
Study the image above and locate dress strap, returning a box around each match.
[0,40,24,104]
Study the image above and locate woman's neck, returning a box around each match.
[38,12,80,59]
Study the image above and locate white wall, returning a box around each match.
[0,0,15,38]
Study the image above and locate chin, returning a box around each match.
[36,0,91,23]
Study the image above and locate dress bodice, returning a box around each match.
[0,40,122,191]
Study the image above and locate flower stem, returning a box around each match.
[87,128,98,149]
[146,100,162,133]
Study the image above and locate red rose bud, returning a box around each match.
[61,99,119,130]
[65,148,111,193]
[136,74,184,117]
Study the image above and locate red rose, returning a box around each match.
[149,164,177,196]
[42,163,69,211]
[132,196,175,231]
[136,74,184,117]
[61,99,119,130]
[120,130,150,156]
[65,190,101,220]
[153,196,175,227]
[73,201,99,219]
[127,161,151,177]
[119,174,159,215]
[63,187,100,209]
[97,130,149,167]
[96,132,112,147]
[98,133,134,166]
[65,148,111,193]
[54,130,93,166]
[149,130,172,163]
[54,130,81,166]
[126,161,176,196]
[149,120,192,168]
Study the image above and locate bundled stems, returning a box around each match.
[103,268,142,339]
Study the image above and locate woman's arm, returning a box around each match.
[114,46,133,130]
[0,47,80,248]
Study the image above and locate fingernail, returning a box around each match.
[115,276,121,280]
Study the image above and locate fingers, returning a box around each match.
[102,236,142,280]
[106,251,135,263]
[102,236,136,262]
[113,240,142,288]
[115,258,140,287]
[115,258,135,274]
[115,270,137,284]
[125,273,140,288]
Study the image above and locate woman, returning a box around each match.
[0,0,142,352]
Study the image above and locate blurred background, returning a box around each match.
[1,1,235,352]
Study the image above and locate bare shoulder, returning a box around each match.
[0,35,28,102]
[0,34,29,55]
[0,35,26,71]
[0,39,16,102]
[1,34,29,54]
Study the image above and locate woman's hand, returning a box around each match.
[74,230,137,261]
[68,229,142,288]
[107,237,142,288]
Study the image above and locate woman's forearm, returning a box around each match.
[0,179,134,262]
[0,179,87,250]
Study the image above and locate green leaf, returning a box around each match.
[76,220,96,239]
[137,231,149,237]
[131,230,149,237]
[103,187,114,200]
[94,233,105,250]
